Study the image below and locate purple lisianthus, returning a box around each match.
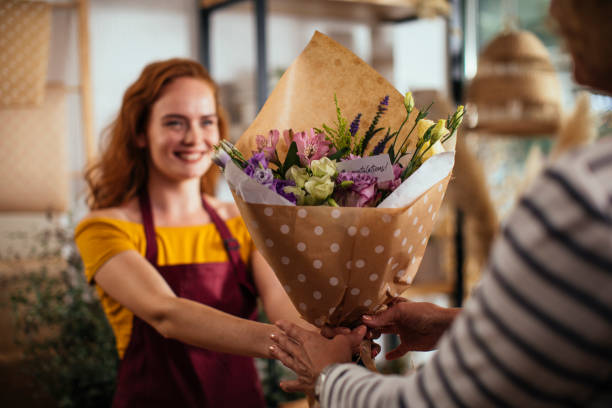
[211,148,230,168]
[252,167,274,187]
[273,178,297,204]
[377,164,403,192]
[244,152,268,177]
[334,171,378,207]
[340,153,362,162]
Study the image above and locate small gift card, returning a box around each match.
[336,154,394,182]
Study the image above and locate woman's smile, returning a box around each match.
[174,150,206,163]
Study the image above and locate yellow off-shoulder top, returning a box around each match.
[74,217,254,358]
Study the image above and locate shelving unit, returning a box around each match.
[199,0,423,110]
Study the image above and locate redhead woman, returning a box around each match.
[75,58,307,407]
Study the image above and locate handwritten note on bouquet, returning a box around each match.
[336,154,394,182]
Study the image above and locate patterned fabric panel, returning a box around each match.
[0,0,51,107]
[0,85,68,211]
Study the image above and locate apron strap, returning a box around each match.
[200,197,243,271]
[138,188,158,265]
[138,189,256,298]
[201,197,257,297]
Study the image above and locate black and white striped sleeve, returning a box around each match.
[321,138,612,408]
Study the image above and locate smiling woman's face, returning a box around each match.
[142,76,220,184]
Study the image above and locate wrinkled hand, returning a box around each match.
[362,300,460,359]
[269,320,367,396]
[320,325,381,358]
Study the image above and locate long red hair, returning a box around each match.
[85,58,228,210]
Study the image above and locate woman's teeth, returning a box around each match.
[176,152,203,161]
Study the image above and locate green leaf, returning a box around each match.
[328,147,349,161]
[360,127,384,155]
[281,141,300,175]
[388,144,395,163]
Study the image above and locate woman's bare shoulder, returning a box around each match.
[81,198,142,224]
[204,195,240,220]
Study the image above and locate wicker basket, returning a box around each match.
[467,30,561,136]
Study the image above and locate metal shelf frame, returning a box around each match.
[199,0,268,110]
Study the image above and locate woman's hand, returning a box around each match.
[320,325,381,358]
[269,320,366,396]
[362,300,460,359]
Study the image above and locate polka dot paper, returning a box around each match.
[233,175,450,327]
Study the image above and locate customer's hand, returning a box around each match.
[362,300,460,358]
[269,320,367,396]
[320,325,381,358]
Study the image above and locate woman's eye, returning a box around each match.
[202,118,217,127]
[164,120,185,129]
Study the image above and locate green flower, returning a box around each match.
[285,165,309,188]
[283,186,306,205]
[310,157,337,178]
[304,175,335,203]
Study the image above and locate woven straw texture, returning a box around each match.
[0,85,68,212]
[467,30,561,135]
[0,0,51,107]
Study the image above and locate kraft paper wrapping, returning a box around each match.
[236,31,418,160]
[232,32,455,327]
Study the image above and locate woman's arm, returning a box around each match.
[251,249,313,330]
[94,250,276,358]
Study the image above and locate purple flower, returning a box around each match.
[379,95,390,112]
[244,152,268,176]
[273,179,297,204]
[377,164,403,192]
[340,153,362,162]
[211,148,230,168]
[334,171,378,207]
[293,128,332,166]
[252,167,274,187]
[349,113,362,136]
[255,129,280,161]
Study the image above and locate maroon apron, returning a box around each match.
[112,191,265,408]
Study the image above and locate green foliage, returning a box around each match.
[280,140,300,176]
[2,219,118,408]
[319,94,352,152]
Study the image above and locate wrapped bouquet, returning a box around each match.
[214,32,462,364]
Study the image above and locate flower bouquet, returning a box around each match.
[214,32,462,366]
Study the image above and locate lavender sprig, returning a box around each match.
[349,113,361,137]
[356,95,389,156]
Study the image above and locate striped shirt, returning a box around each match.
[321,136,612,408]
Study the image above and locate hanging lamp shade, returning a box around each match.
[466,30,561,136]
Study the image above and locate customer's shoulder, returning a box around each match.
[539,137,612,218]
[558,136,612,166]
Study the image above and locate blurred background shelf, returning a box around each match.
[202,0,424,23]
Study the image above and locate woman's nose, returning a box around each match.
[182,124,202,145]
